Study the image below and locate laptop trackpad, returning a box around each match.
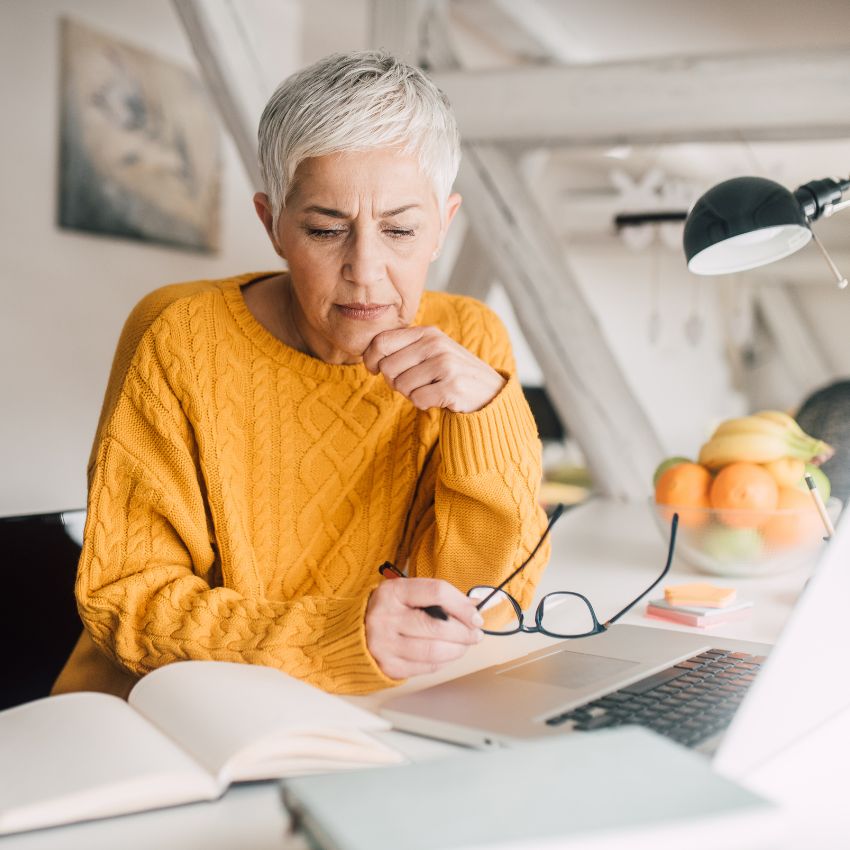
[500,650,639,689]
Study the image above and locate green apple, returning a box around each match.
[701,526,763,564]
[798,463,831,502]
[652,456,693,487]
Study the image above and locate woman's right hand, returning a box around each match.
[365,577,485,680]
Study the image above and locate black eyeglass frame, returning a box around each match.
[469,511,679,638]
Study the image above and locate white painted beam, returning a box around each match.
[444,228,494,302]
[456,143,665,499]
[173,0,301,189]
[431,49,850,145]
[449,0,555,65]
[489,0,598,63]
[173,0,264,188]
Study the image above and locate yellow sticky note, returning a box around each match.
[664,582,736,608]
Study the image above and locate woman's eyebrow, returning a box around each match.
[303,205,348,218]
[302,204,421,218]
[381,204,421,217]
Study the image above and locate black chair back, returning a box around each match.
[0,511,83,710]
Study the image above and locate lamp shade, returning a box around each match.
[684,176,812,275]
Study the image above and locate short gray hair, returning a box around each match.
[257,50,461,223]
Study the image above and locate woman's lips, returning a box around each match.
[336,303,391,320]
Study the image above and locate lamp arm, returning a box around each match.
[794,174,850,287]
[793,176,850,220]
[808,228,848,290]
[821,197,850,219]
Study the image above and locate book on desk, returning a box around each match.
[281,726,779,850]
[0,660,403,835]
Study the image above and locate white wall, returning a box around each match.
[0,0,288,515]
[789,283,850,380]
[565,246,747,457]
[483,242,747,461]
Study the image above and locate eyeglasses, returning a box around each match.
[468,508,679,638]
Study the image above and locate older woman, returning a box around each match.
[53,50,550,697]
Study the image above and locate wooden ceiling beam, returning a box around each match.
[456,144,666,499]
[431,49,850,145]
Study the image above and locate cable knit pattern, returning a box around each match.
[65,272,550,696]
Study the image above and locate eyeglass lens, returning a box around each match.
[537,592,597,636]
[468,587,599,637]
[468,586,520,634]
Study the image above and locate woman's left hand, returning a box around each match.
[363,326,506,413]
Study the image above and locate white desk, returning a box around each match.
[1,499,844,849]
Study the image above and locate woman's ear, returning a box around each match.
[433,192,463,260]
[253,192,285,257]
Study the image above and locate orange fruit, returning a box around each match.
[654,462,712,527]
[762,487,823,548]
[762,457,805,488]
[710,462,779,528]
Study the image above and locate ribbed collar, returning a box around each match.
[221,272,428,383]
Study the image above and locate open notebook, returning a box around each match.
[0,660,403,835]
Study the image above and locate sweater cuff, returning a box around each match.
[440,373,540,478]
[319,593,404,694]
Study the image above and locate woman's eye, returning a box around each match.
[306,228,345,239]
[385,228,415,239]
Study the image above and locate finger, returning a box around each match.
[396,578,484,629]
[375,337,435,386]
[391,635,472,665]
[408,381,453,411]
[362,327,427,374]
[397,608,484,645]
[374,327,456,384]
[392,356,450,399]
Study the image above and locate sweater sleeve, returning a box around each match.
[76,346,396,696]
[402,302,551,608]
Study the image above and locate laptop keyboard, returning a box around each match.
[544,649,766,749]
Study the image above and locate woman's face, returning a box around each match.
[254,149,461,365]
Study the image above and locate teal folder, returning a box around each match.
[280,727,777,850]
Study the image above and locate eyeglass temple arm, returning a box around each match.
[474,503,566,611]
[603,512,679,628]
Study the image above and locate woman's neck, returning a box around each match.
[241,274,304,353]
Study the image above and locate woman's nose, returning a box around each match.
[342,230,386,286]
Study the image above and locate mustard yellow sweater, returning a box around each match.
[54,272,550,697]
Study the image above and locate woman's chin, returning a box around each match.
[336,317,408,358]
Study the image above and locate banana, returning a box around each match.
[698,433,790,469]
[708,413,832,465]
[753,410,835,463]
[753,410,806,437]
[698,411,835,471]
[711,416,790,439]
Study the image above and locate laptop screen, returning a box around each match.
[714,505,850,778]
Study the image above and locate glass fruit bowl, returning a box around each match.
[649,497,842,577]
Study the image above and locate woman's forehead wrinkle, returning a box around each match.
[290,151,434,220]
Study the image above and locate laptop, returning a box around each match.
[382,503,850,778]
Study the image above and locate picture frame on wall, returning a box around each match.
[58,17,221,253]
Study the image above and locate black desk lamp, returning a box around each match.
[683,175,850,287]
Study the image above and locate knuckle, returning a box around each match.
[425,640,449,664]
[418,609,437,631]
[448,642,469,660]
[409,388,429,409]
[435,351,454,370]
[436,581,457,606]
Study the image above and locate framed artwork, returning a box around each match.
[58,17,221,253]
